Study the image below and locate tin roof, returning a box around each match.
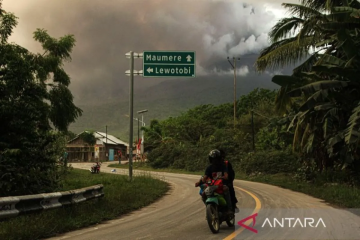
[68,131,129,147]
[95,131,129,146]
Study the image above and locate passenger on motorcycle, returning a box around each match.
[195,149,234,216]
[219,149,238,211]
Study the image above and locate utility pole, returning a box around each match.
[227,57,240,128]
[251,92,259,152]
[136,117,139,162]
[125,51,143,181]
[233,58,236,127]
[106,125,108,161]
[137,118,140,145]
[251,108,255,151]
[137,109,148,156]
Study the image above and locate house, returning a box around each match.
[66,131,129,162]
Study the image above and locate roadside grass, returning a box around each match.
[110,163,360,208]
[0,168,169,240]
[108,162,204,176]
[245,173,360,208]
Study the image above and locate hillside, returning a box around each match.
[69,73,279,141]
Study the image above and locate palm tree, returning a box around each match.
[255,0,360,115]
[255,0,360,171]
[300,0,345,11]
[255,1,358,73]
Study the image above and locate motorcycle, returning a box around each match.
[196,176,235,233]
[90,162,101,174]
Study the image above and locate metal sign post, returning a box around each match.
[125,51,143,181]
[125,50,195,180]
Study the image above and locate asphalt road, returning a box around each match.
[47,162,360,240]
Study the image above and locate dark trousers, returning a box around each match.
[228,182,238,209]
[223,186,233,211]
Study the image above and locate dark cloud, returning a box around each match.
[4,0,299,104]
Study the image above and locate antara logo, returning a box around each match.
[237,213,258,233]
[237,213,327,233]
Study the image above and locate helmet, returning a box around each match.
[208,149,221,164]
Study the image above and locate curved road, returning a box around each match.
[47,162,360,240]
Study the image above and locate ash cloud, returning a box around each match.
[4,0,298,104]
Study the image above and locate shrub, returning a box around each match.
[295,158,360,186]
[238,150,301,175]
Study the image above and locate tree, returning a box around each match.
[254,1,354,73]
[255,0,360,173]
[0,3,82,196]
[81,131,96,146]
[80,131,97,158]
[143,89,278,170]
[65,131,77,141]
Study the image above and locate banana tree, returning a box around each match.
[276,3,360,162]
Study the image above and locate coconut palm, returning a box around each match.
[255,0,360,171]
[255,1,360,73]
[300,0,345,11]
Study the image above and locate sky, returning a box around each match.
[3,0,300,104]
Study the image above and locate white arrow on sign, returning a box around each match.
[147,67,154,73]
[186,55,192,62]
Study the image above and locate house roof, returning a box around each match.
[68,131,129,147]
[95,131,129,146]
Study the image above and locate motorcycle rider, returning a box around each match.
[91,161,101,173]
[219,149,238,212]
[195,149,234,216]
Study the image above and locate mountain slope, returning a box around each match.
[69,73,279,140]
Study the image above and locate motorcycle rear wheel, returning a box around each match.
[206,204,220,233]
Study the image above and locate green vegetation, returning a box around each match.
[238,150,301,175]
[143,88,278,170]
[80,131,97,146]
[0,168,169,240]
[2,1,360,238]
[108,162,204,175]
[245,174,360,208]
[0,8,169,240]
[0,3,82,197]
[255,0,360,175]
[68,76,278,140]
[110,162,360,207]
[136,0,360,207]
[142,88,288,172]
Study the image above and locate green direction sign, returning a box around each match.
[143,64,195,77]
[143,51,195,77]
